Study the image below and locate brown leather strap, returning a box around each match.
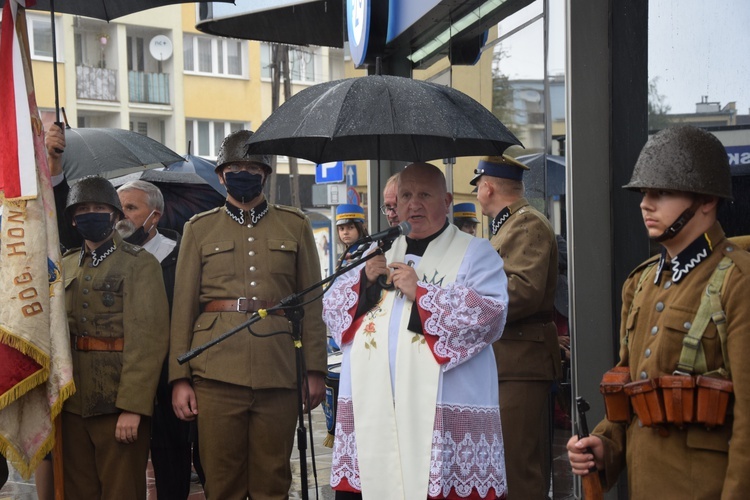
[202,298,284,316]
[71,336,124,352]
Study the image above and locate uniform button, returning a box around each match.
[82,289,89,295]
[655,302,664,312]
[651,326,658,335]
[81,317,87,323]
[664,281,672,289]
[281,244,286,249]
[640,371,648,380]
[684,321,692,329]
[248,237,255,242]
[252,296,258,300]
[82,331,89,336]
[726,246,734,252]
[250,281,257,287]
[215,247,220,251]
[644,348,651,358]
[247,224,252,228]
[82,303,89,309]
[105,284,110,290]
[249,251,256,256]
[84,275,92,281]
[249,266,256,272]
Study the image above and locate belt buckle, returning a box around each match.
[236,297,247,313]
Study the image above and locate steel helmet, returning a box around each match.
[215,130,273,175]
[64,175,123,221]
[623,125,732,200]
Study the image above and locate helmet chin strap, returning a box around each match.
[653,199,701,242]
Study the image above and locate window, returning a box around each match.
[186,120,247,158]
[183,34,246,77]
[260,43,317,83]
[27,14,62,61]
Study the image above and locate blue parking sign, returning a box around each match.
[315,161,345,184]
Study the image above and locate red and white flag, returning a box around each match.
[0,0,75,479]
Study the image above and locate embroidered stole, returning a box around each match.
[350,225,471,499]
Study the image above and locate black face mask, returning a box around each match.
[224,171,264,204]
[74,212,114,242]
[123,210,156,246]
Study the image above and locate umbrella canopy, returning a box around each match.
[516,153,566,198]
[61,127,184,182]
[2,0,232,21]
[165,153,227,197]
[246,74,522,163]
[110,169,225,233]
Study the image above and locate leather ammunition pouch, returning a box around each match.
[599,367,632,423]
[624,379,666,427]
[695,375,733,428]
[658,375,695,428]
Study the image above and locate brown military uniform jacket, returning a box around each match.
[169,201,327,388]
[490,198,561,381]
[63,232,169,417]
[593,223,750,498]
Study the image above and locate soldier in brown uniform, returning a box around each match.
[472,155,561,499]
[62,176,169,499]
[568,125,750,497]
[169,130,327,499]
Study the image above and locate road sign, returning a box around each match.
[315,161,345,184]
[347,187,360,205]
[312,184,348,206]
[345,164,358,187]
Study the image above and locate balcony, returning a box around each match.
[128,71,170,105]
[77,65,118,101]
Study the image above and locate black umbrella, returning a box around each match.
[246,74,522,163]
[110,169,225,233]
[516,153,566,198]
[61,127,185,181]
[165,153,227,197]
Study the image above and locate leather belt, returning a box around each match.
[203,298,285,316]
[71,336,124,352]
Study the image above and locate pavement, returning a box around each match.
[1,406,573,499]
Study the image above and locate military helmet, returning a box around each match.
[623,125,732,199]
[215,130,273,175]
[64,175,123,221]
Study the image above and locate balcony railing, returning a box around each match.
[77,65,118,101]
[128,71,170,105]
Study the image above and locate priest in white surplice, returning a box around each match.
[323,163,509,500]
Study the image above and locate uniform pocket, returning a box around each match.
[201,240,235,278]
[662,307,720,372]
[268,239,298,276]
[92,275,124,312]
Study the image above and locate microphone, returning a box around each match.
[356,220,411,245]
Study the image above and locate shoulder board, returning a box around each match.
[728,235,750,252]
[721,241,750,274]
[121,242,144,256]
[188,206,222,222]
[627,254,660,280]
[273,204,306,219]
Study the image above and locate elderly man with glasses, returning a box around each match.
[380,173,401,227]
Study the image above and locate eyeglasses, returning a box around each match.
[379,204,397,215]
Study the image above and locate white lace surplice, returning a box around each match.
[323,236,509,499]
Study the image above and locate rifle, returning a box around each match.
[576,396,604,500]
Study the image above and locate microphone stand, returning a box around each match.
[177,245,389,500]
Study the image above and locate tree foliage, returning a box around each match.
[648,77,672,131]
